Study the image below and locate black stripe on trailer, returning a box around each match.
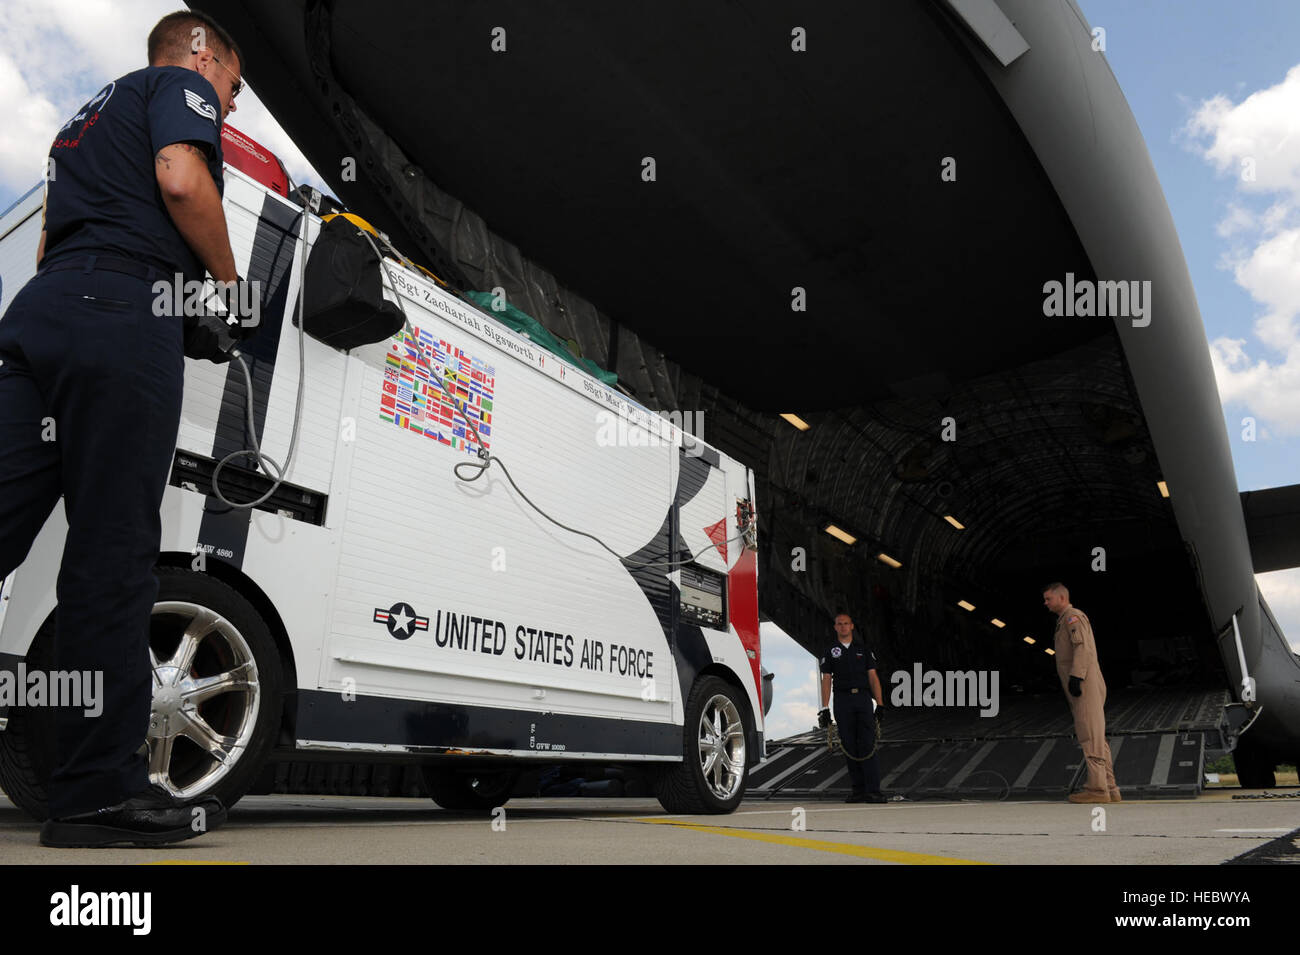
[616,448,719,704]
[197,194,304,568]
[296,689,679,757]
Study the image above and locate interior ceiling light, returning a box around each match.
[957,600,976,611]
[944,515,965,530]
[991,618,1006,628]
[780,413,810,431]
[877,553,902,568]
[1023,636,1036,645]
[1045,648,1056,655]
[824,524,856,546]
[1157,480,1170,498]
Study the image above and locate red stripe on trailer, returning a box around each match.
[728,545,761,704]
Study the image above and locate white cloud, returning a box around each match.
[0,52,62,194]
[1216,202,1257,237]
[1187,64,1300,197]
[0,0,172,193]
[1187,64,1300,435]
[1257,568,1300,653]
[0,0,325,200]
[1207,226,1300,433]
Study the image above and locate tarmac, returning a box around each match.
[2,788,1298,864]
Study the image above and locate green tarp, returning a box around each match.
[463,291,618,386]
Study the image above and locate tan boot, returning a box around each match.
[1068,790,1110,803]
[1108,789,1122,802]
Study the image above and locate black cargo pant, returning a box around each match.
[833,689,882,794]
[0,258,184,817]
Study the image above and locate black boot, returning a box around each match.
[40,785,227,848]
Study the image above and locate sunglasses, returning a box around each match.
[211,54,243,99]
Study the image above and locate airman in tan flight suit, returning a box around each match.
[1043,583,1120,803]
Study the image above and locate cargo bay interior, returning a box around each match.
[189,0,1299,797]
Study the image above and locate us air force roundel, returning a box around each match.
[373,602,429,640]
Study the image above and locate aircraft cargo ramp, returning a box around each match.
[750,688,1229,801]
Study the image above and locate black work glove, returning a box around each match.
[183,277,261,363]
[1068,675,1083,698]
[817,708,831,729]
[873,703,885,723]
[216,276,262,339]
[183,311,240,363]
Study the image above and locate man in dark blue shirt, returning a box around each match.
[819,612,887,803]
[0,10,246,847]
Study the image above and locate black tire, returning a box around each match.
[0,567,282,821]
[0,620,58,820]
[1234,743,1277,789]
[655,676,750,814]
[422,767,517,811]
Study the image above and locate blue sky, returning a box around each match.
[1078,0,1300,488]
[0,2,1296,741]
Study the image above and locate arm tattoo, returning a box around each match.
[154,143,206,169]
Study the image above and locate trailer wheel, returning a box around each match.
[655,676,749,814]
[0,568,281,821]
[146,567,282,812]
[422,767,516,812]
[0,620,58,820]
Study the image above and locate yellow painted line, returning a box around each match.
[143,860,249,865]
[634,818,987,864]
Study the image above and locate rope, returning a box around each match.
[825,717,882,762]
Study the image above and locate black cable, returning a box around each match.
[361,231,752,572]
[208,204,311,510]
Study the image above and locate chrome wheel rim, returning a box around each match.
[697,694,745,800]
[147,601,260,798]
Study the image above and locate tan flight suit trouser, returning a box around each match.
[1055,606,1118,797]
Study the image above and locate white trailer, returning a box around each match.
[0,162,764,816]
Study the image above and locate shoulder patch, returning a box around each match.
[1069,616,1078,624]
[87,81,115,112]
[831,646,842,658]
[184,89,218,124]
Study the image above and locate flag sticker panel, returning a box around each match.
[380,325,497,455]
